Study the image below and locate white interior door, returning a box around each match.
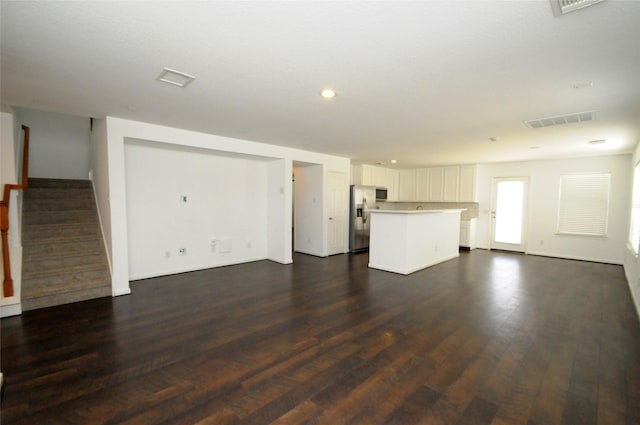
[327,171,348,255]
[491,177,528,252]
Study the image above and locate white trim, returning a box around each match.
[0,302,22,318]
[128,257,272,281]
[526,250,622,265]
[113,288,132,297]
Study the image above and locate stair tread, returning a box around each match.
[28,178,92,189]
[21,286,112,311]
[23,261,109,278]
[23,241,105,259]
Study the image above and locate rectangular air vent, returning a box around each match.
[525,111,596,129]
[157,68,195,88]
[550,0,606,16]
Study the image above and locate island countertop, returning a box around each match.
[369,209,465,215]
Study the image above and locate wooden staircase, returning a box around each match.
[20,178,111,311]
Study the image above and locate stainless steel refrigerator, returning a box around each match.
[349,185,377,252]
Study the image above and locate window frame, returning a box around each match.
[556,172,611,238]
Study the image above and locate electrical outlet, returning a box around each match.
[180,195,188,203]
[247,242,252,249]
[179,247,187,255]
[210,240,217,253]
[165,251,171,259]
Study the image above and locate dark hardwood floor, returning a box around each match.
[2,250,639,425]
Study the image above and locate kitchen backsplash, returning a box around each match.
[377,201,479,220]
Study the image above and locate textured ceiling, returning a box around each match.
[2,1,639,167]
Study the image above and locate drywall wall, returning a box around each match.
[89,118,113,270]
[16,108,91,180]
[267,158,292,264]
[0,109,22,316]
[623,144,640,319]
[125,140,269,279]
[476,155,631,264]
[294,164,325,256]
[102,117,349,294]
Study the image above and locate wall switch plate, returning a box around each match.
[179,247,187,255]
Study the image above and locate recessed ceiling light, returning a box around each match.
[320,89,336,99]
[489,137,498,142]
[588,139,606,145]
[391,160,397,164]
[530,146,540,150]
[157,67,195,88]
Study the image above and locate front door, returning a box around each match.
[491,177,528,252]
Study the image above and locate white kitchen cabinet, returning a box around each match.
[428,167,444,201]
[443,166,459,201]
[415,168,429,201]
[398,169,417,201]
[370,166,386,188]
[385,168,399,201]
[458,165,477,202]
[459,219,477,249]
[351,164,373,186]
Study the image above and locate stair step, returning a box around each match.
[22,269,111,299]
[24,188,94,200]
[21,285,112,312]
[22,197,97,212]
[28,178,92,189]
[22,253,109,279]
[23,239,105,259]
[22,223,101,244]
[23,210,99,226]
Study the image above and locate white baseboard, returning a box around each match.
[0,302,22,318]
[525,250,622,265]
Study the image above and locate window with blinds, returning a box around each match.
[629,163,640,254]
[556,173,610,237]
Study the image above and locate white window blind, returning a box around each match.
[629,163,640,254]
[557,173,610,237]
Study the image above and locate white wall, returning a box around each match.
[100,117,349,295]
[0,108,22,316]
[623,144,640,319]
[125,140,269,279]
[267,159,293,264]
[294,165,325,256]
[16,108,91,180]
[476,155,631,264]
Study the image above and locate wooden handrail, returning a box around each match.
[1,125,30,297]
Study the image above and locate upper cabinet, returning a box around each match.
[428,167,444,201]
[399,169,417,201]
[458,165,477,202]
[397,164,477,202]
[353,163,475,203]
[443,167,459,201]
[351,164,399,201]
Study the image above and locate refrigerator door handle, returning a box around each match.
[362,197,368,224]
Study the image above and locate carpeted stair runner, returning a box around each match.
[20,178,111,311]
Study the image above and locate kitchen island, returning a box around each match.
[368,209,463,275]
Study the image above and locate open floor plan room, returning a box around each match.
[2,250,639,425]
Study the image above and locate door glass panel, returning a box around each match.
[495,181,524,244]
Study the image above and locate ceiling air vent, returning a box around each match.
[157,68,195,88]
[550,0,606,16]
[525,111,596,129]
